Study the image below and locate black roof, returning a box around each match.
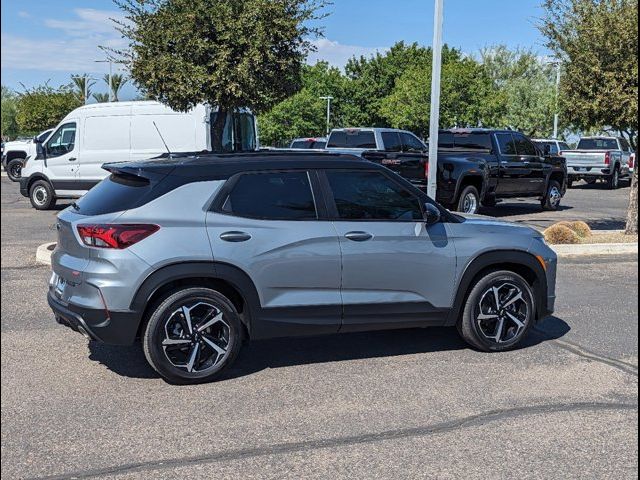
[103,150,371,180]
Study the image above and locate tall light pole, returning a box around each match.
[320,96,333,136]
[95,59,113,102]
[553,62,561,139]
[427,0,444,199]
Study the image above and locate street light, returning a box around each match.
[552,62,561,139]
[95,59,114,102]
[320,96,333,137]
[427,0,444,200]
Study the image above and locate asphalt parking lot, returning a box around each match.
[1,175,638,479]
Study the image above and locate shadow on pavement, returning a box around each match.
[87,317,571,382]
[480,202,573,219]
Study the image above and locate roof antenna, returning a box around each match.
[153,121,172,159]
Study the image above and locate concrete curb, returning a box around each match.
[35,242,56,265]
[551,242,638,257]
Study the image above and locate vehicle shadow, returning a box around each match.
[87,317,571,382]
[479,202,573,218]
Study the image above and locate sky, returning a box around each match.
[1,0,551,101]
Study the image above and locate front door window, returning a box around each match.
[46,123,77,158]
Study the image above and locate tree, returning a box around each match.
[379,51,500,138]
[104,73,128,101]
[627,168,638,234]
[1,86,19,140]
[480,46,557,137]
[540,0,638,147]
[114,0,327,151]
[15,84,82,134]
[540,0,638,233]
[70,75,95,104]
[93,92,110,103]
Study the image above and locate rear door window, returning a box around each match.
[400,133,426,153]
[495,133,517,155]
[327,130,377,149]
[222,171,317,220]
[513,134,538,156]
[453,133,493,151]
[381,132,402,152]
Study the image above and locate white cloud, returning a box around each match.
[307,39,387,69]
[1,9,128,73]
[17,11,31,19]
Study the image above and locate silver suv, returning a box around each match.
[48,152,557,384]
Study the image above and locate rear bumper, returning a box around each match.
[48,290,140,345]
[567,166,610,177]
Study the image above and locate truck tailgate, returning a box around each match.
[564,151,608,167]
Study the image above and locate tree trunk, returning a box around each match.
[211,108,228,153]
[626,167,638,234]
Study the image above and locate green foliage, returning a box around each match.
[15,84,82,134]
[480,46,557,137]
[379,51,500,138]
[114,0,328,149]
[103,73,128,101]
[93,92,110,103]
[540,0,638,148]
[1,86,19,139]
[70,75,95,104]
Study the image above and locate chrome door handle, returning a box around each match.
[344,231,373,242]
[68,157,77,162]
[220,231,252,242]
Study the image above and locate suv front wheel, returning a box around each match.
[458,270,535,352]
[143,287,243,384]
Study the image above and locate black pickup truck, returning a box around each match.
[362,129,568,214]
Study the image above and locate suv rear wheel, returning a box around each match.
[458,270,535,352]
[143,287,243,384]
[29,180,56,210]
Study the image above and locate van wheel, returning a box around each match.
[457,185,480,214]
[29,180,56,210]
[143,288,244,384]
[541,180,562,211]
[457,270,535,352]
[6,159,24,181]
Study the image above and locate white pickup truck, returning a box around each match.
[562,136,633,189]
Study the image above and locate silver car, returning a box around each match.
[48,152,557,384]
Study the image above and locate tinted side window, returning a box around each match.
[46,122,76,158]
[559,143,571,152]
[381,132,402,152]
[453,133,493,151]
[290,140,311,149]
[223,172,317,220]
[620,138,631,152]
[495,133,517,155]
[74,173,154,216]
[438,132,454,149]
[513,134,538,156]
[400,132,426,153]
[326,171,423,221]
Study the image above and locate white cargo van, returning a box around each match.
[20,101,258,209]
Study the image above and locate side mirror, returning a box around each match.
[36,141,46,160]
[423,203,441,226]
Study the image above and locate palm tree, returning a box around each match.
[92,93,110,103]
[71,75,95,104]
[103,74,128,102]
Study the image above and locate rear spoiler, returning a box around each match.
[102,162,176,183]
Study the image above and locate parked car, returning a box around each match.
[2,129,54,181]
[325,127,425,153]
[532,138,572,157]
[359,129,567,214]
[48,151,557,384]
[562,136,633,189]
[289,137,327,149]
[19,101,258,210]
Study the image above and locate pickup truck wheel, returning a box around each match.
[606,167,620,190]
[541,180,563,211]
[6,159,24,181]
[457,186,480,214]
[29,180,57,210]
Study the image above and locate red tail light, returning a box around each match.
[630,154,635,169]
[77,224,159,249]
[604,152,611,165]
[424,161,429,179]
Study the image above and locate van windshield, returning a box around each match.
[210,111,257,152]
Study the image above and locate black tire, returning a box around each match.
[567,179,574,189]
[541,180,562,211]
[457,270,535,352]
[606,167,620,190]
[143,287,244,384]
[585,178,597,185]
[456,185,480,214]
[29,180,56,210]
[6,158,24,181]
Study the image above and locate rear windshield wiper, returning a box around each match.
[71,202,80,211]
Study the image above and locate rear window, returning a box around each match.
[327,130,377,149]
[73,174,154,216]
[291,140,312,149]
[577,138,619,150]
[452,133,493,151]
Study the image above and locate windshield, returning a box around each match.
[210,111,257,152]
[36,129,53,142]
[577,138,619,150]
